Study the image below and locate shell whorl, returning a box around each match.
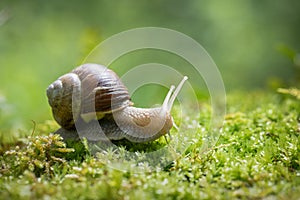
[47,73,81,130]
[47,64,132,130]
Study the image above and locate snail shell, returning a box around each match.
[47,64,132,130]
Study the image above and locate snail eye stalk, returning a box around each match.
[167,76,188,112]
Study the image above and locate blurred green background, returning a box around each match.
[0,0,299,132]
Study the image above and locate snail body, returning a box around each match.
[47,63,187,143]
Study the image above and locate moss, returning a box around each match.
[1,91,300,199]
[2,134,77,178]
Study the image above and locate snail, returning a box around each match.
[47,63,188,143]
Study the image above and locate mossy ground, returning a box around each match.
[1,90,300,200]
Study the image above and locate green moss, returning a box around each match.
[2,134,76,178]
[1,91,300,199]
